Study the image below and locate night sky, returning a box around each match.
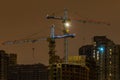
[0,0,120,65]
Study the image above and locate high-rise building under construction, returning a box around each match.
[79,36,120,80]
[49,56,89,80]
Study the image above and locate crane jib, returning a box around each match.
[52,34,75,39]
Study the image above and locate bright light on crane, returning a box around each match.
[64,22,71,28]
[64,21,71,28]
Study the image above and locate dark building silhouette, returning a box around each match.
[79,36,120,80]
[8,54,17,66]
[79,45,94,57]
[8,63,48,80]
[0,50,17,80]
[0,50,9,80]
[0,50,48,80]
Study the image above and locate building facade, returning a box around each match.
[49,63,89,80]
[8,63,48,80]
[79,45,97,80]
[0,50,48,80]
[0,50,9,80]
[79,36,120,80]
[8,54,17,66]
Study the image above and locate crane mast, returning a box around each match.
[63,9,69,64]
[47,9,72,63]
[47,25,60,64]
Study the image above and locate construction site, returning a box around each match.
[1,9,118,80]
[1,0,120,79]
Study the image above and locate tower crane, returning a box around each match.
[46,9,110,63]
[2,9,110,65]
[2,24,75,64]
[47,24,75,64]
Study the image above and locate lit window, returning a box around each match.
[109,49,112,51]
[110,52,112,55]
[110,61,112,64]
[93,51,95,58]
[97,52,99,60]
[109,73,112,76]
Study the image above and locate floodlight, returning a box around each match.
[64,21,71,28]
